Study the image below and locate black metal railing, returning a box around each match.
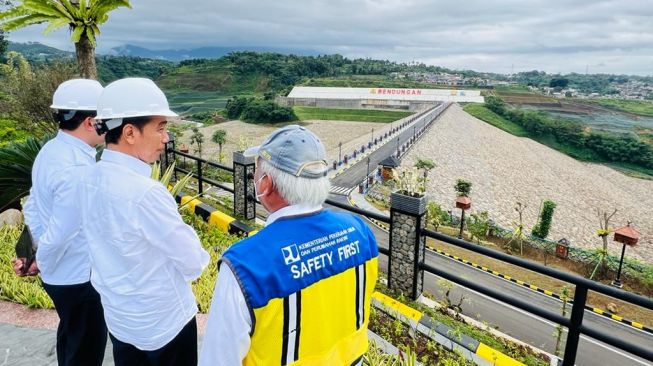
[167,148,234,194]
[420,229,653,365]
[162,134,653,366]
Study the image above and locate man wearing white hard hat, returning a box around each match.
[78,77,209,366]
[14,79,108,366]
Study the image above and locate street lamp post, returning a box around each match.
[366,157,371,190]
[396,137,400,157]
[455,197,472,239]
[611,222,640,288]
[338,142,342,165]
[371,128,374,144]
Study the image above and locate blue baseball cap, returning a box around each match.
[244,125,328,179]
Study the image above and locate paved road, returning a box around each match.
[325,195,653,366]
[331,104,443,188]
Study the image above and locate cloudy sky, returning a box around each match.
[5,0,653,75]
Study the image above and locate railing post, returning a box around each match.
[162,135,175,173]
[562,285,588,366]
[233,151,256,220]
[197,159,203,195]
[388,192,427,301]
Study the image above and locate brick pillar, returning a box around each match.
[388,192,427,300]
[233,151,255,220]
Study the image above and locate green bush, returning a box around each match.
[181,210,239,313]
[454,179,472,197]
[0,119,29,146]
[468,211,491,243]
[0,224,53,308]
[0,135,50,211]
[225,96,252,119]
[426,202,450,231]
[225,96,297,123]
[531,200,557,239]
[483,96,653,169]
[240,99,298,124]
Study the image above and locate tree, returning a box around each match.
[414,158,435,193]
[468,211,490,244]
[590,208,617,279]
[549,78,569,88]
[0,51,75,135]
[454,179,472,197]
[211,129,227,163]
[0,29,7,62]
[484,95,506,115]
[190,127,204,158]
[0,0,132,79]
[532,199,557,239]
[426,201,449,232]
[506,201,527,255]
[553,286,570,357]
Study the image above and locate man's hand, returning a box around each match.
[11,258,39,277]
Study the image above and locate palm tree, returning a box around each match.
[0,0,132,79]
[211,129,227,162]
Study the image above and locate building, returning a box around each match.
[280,86,484,111]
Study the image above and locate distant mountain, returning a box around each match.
[108,44,320,62]
[7,41,73,61]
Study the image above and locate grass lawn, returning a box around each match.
[588,99,653,117]
[293,106,413,123]
[462,103,528,136]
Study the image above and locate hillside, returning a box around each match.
[403,104,653,263]
[109,44,318,62]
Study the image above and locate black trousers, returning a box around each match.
[110,317,198,366]
[42,281,108,366]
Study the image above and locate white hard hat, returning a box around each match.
[51,79,103,111]
[95,78,177,123]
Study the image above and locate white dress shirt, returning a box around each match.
[199,204,321,366]
[23,131,97,285]
[79,149,210,351]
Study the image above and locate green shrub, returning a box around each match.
[454,179,472,197]
[225,96,252,119]
[0,119,29,146]
[181,210,239,313]
[241,99,297,124]
[531,200,557,239]
[0,135,50,211]
[468,211,491,243]
[0,224,53,308]
[426,202,450,231]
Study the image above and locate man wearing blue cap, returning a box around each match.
[200,125,379,366]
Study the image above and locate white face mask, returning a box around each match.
[254,173,268,200]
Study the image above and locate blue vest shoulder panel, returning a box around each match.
[222,210,378,309]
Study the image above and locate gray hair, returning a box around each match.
[258,159,330,206]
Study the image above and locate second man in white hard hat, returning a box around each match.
[79,77,209,365]
[16,79,108,366]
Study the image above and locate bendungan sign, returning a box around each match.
[370,88,423,95]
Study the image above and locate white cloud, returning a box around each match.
[5,0,653,75]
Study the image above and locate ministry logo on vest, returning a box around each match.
[281,244,301,265]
